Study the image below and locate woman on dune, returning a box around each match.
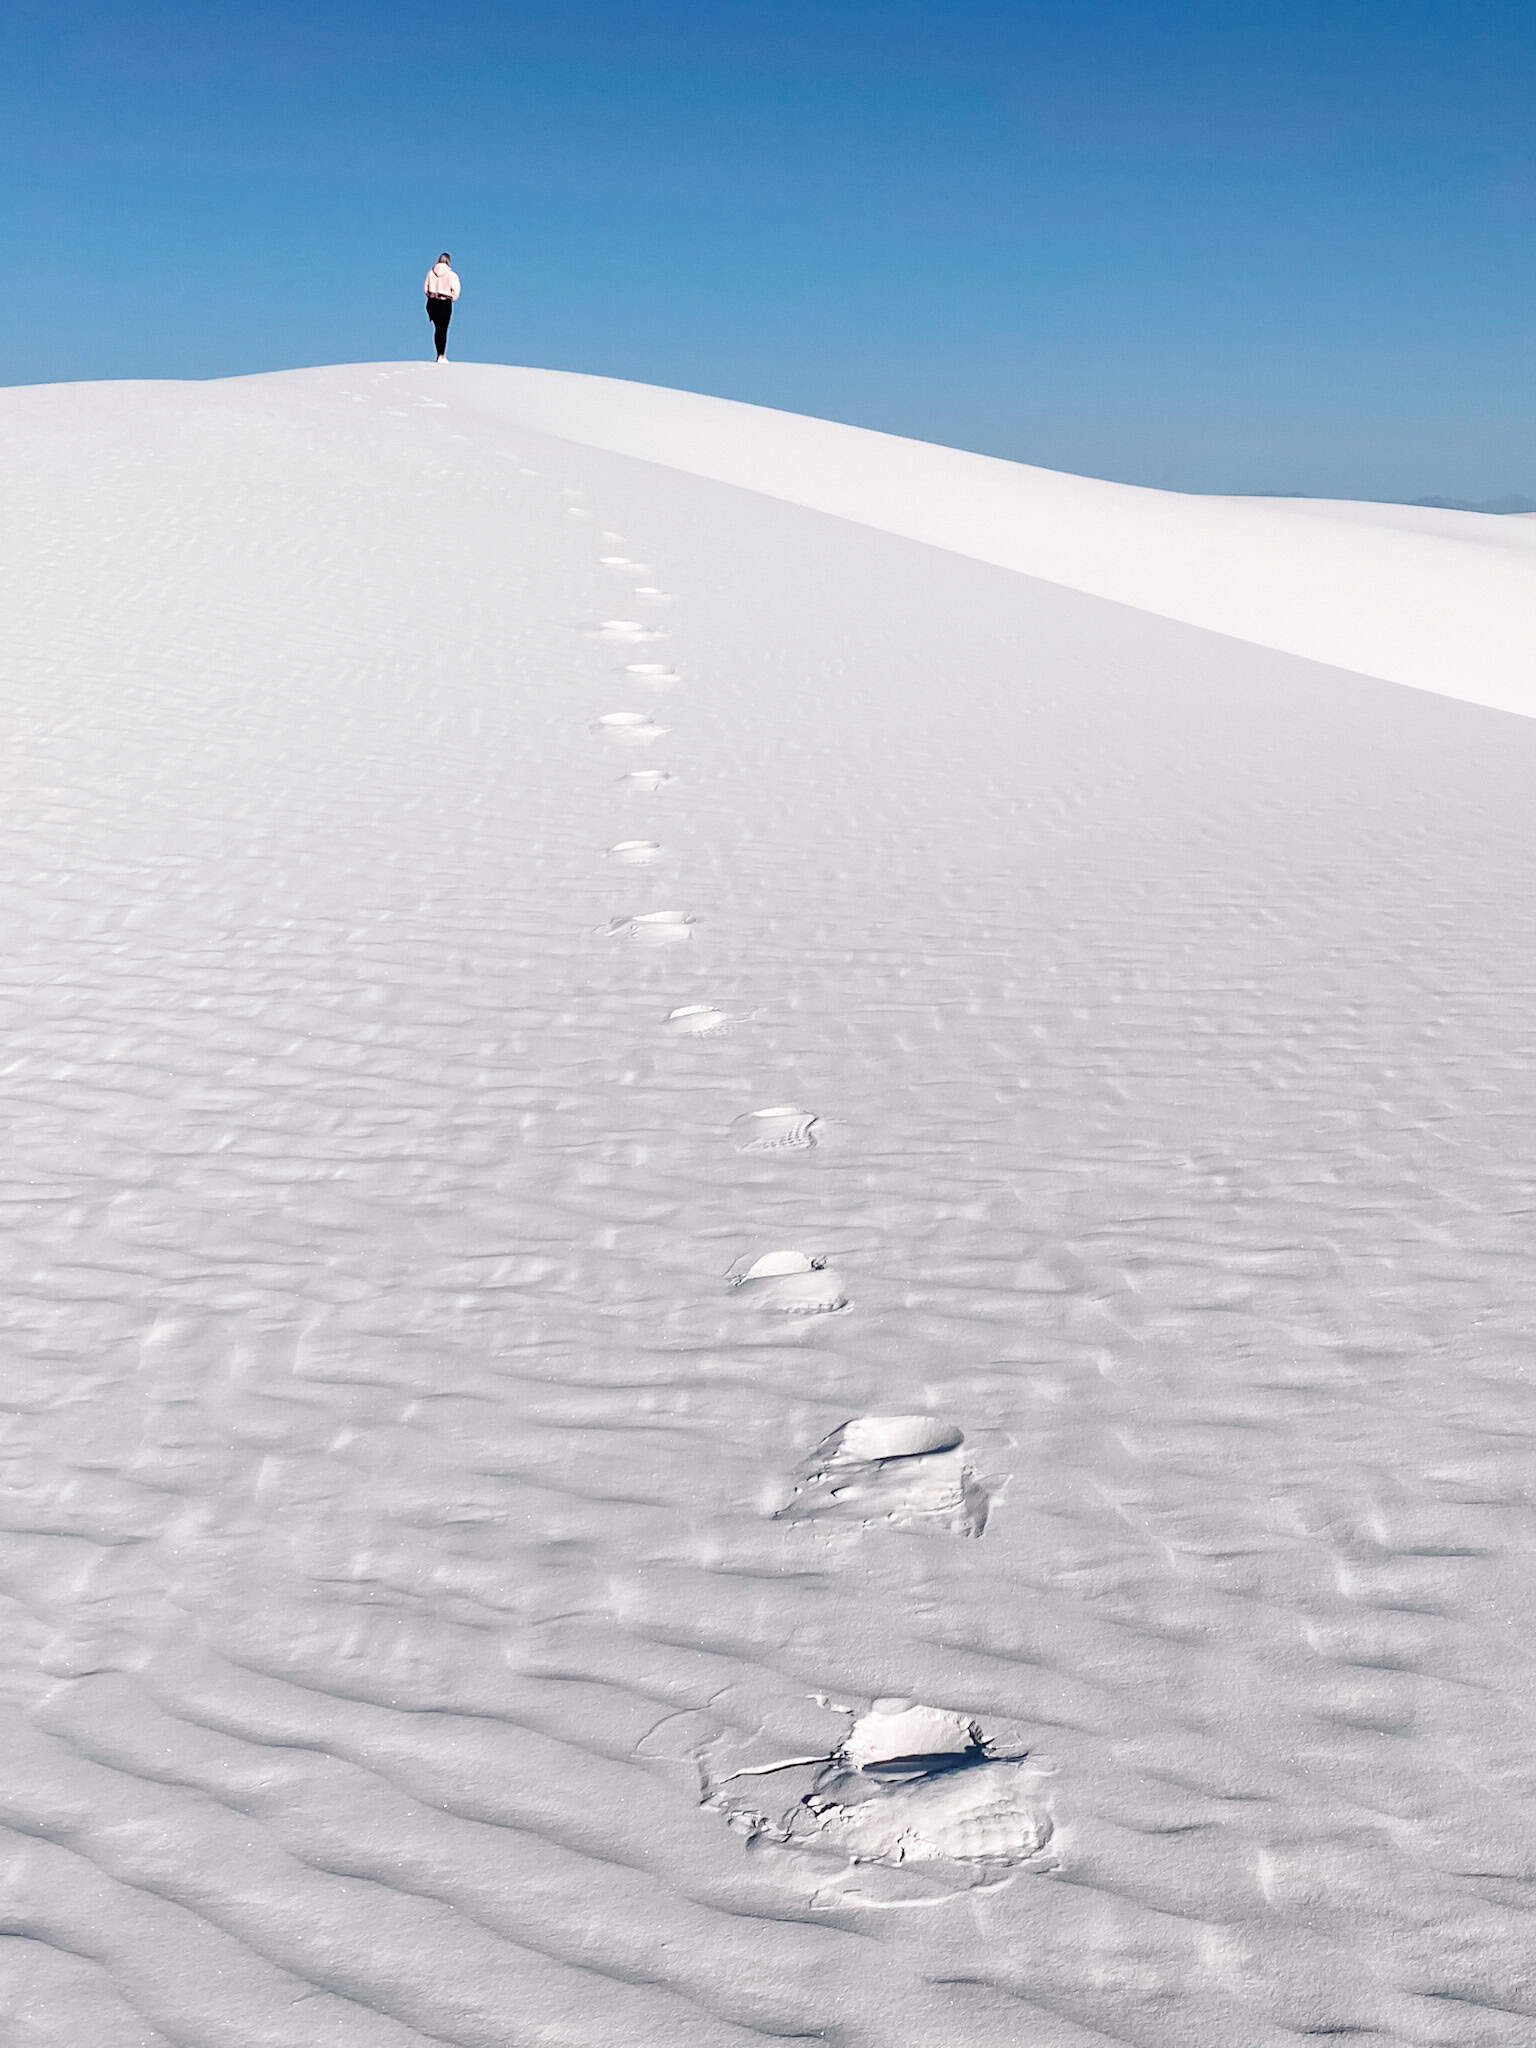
[423,254,460,362]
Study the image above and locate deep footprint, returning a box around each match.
[726,1250,849,1315]
[775,1415,990,1537]
[702,1699,1052,1903]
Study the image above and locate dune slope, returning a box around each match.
[417,361,1534,715]
[2,363,1535,2046]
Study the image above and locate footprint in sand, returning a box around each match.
[607,839,662,866]
[625,662,680,691]
[589,619,666,644]
[732,1105,819,1152]
[607,910,694,947]
[664,1004,732,1036]
[593,711,668,746]
[700,1699,1052,1901]
[726,1249,848,1316]
[775,1415,990,1538]
[793,1705,1053,1884]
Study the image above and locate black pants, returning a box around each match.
[427,296,454,356]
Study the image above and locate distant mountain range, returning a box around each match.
[1408,494,1536,514]
[1251,491,1536,514]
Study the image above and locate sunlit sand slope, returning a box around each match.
[2,363,1535,2046]
[427,361,1534,714]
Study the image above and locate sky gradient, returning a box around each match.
[2,0,1532,496]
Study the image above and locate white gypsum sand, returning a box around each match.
[406,361,1536,716]
[1,360,1534,2045]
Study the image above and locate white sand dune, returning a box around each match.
[425,362,1535,714]
[3,361,1536,2046]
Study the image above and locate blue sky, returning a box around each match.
[2,0,1532,496]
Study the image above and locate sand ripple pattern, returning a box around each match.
[1,362,1535,2044]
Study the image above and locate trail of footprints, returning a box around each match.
[559,478,1053,1895]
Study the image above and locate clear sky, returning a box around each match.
[2,0,1531,497]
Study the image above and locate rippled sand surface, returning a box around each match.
[2,363,1535,2045]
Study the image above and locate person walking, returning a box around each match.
[423,253,460,361]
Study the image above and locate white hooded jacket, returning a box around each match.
[424,261,460,301]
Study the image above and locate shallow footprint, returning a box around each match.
[776,1414,990,1537]
[593,711,668,746]
[732,1105,819,1152]
[664,1004,732,1036]
[726,1249,848,1316]
[607,839,663,865]
[589,618,665,644]
[620,767,675,792]
[607,910,694,946]
[624,662,680,691]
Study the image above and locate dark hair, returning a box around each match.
[438,252,452,262]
